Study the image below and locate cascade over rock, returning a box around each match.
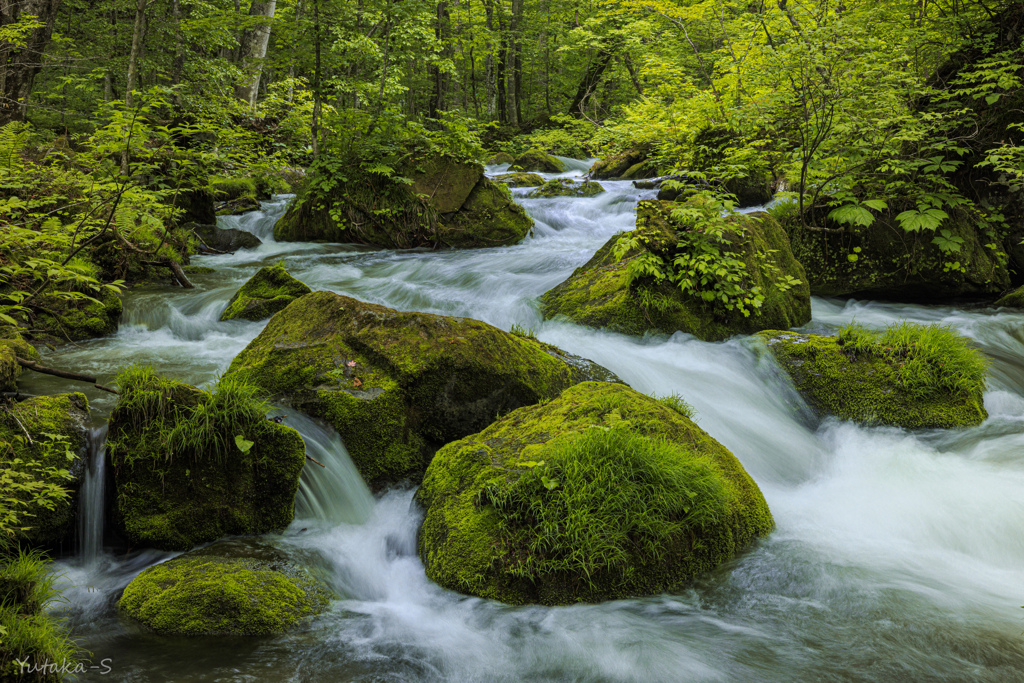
[220,264,312,322]
[224,290,620,488]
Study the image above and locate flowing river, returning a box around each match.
[24,157,1024,681]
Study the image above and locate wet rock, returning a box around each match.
[224,291,619,488]
[187,222,262,253]
[511,149,566,173]
[220,264,312,322]
[527,179,605,199]
[493,172,545,188]
[417,381,774,605]
[486,152,516,165]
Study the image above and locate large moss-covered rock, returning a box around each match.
[759,329,988,428]
[588,148,650,180]
[273,155,533,249]
[172,188,216,227]
[220,264,312,322]
[994,285,1024,307]
[486,152,516,166]
[784,208,1010,301]
[527,178,605,199]
[0,326,39,392]
[187,222,262,253]
[511,149,566,173]
[493,172,545,188]
[417,381,774,605]
[0,393,89,547]
[541,200,811,341]
[225,291,618,488]
[31,287,122,343]
[107,373,306,551]
[119,539,329,636]
[216,196,261,216]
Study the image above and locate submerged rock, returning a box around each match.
[493,172,545,188]
[187,222,262,253]
[511,149,566,173]
[119,539,330,636]
[759,327,988,428]
[417,381,774,605]
[220,264,312,322]
[225,291,619,488]
[273,155,533,249]
[527,178,605,199]
[0,393,89,547]
[541,200,811,341]
[107,370,306,551]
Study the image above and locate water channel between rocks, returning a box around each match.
[26,157,1024,681]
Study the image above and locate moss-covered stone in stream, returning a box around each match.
[273,154,533,249]
[540,200,811,341]
[527,178,605,199]
[220,264,312,322]
[107,370,306,551]
[486,152,515,165]
[119,539,330,636]
[493,172,545,188]
[31,287,122,344]
[0,393,89,547]
[416,381,774,605]
[0,326,38,392]
[210,176,258,201]
[759,329,987,428]
[587,148,650,180]
[994,285,1024,308]
[224,290,619,488]
[510,149,566,173]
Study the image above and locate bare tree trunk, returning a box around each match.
[170,0,185,88]
[496,4,507,123]
[311,0,321,157]
[121,0,147,174]
[0,0,63,123]
[235,0,276,110]
[509,0,522,125]
[483,0,495,118]
[567,45,616,118]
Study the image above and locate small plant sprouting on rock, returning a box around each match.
[658,393,696,419]
[510,323,537,339]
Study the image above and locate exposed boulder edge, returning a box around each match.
[758,330,987,428]
[492,172,545,188]
[416,381,774,605]
[527,179,605,199]
[510,149,566,173]
[220,264,312,322]
[540,201,811,341]
[224,290,621,488]
[119,539,330,636]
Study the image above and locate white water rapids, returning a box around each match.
[26,158,1024,681]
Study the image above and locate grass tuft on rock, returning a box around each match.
[481,425,730,586]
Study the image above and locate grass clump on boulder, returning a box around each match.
[220,264,312,322]
[119,539,330,636]
[760,321,988,428]
[107,366,306,551]
[417,381,774,605]
[224,291,618,488]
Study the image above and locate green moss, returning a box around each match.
[994,285,1024,307]
[440,178,534,248]
[1,550,83,681]
[416,381,774,605]
[220,264,312,322]
[486,152,516,165]
[31,287,122,343]
[587,149,647,180]
[511,149,566,173]
[119,541,329,635]
[107,370,306,550]
[541,201,811,341]
[216,196,261,216]
[225,291,618,488]
[527,179,605,198]
[210,176,258,201]
[493,172,545,188]
[0,393,88,547]
[760,328,988,428]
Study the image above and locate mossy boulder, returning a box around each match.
[119,539,329,636]
[31,287,122,344]
[188,222,262,253]
[510,149,566,173]
[210,176,258,201]
[273,154,533,249]
[220,264,312,322]
[486,152,516,165]
[107,372,306,551]
[541,200,811,341]
[588,148,649,180]
[224,291,619,488]
[784,208,1010,300]
[171,188,216,227]
[527,179,605,199]
[216,196,261,216]
[0,327,42,391]
[994,285,1024,307]
[493,172,545,188]
[417,381,774,605]
[0,393,89,547]
[759,329,988,428]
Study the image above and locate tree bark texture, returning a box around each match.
[0,0,63,123]
[234,0,276,109]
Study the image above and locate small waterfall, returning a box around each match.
[284,412,375,526]
[78,426,107,565]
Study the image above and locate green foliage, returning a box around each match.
[509,323,536,339]
[0,431,74,542]
[836,321,988,399]
[479,424,731,586]
[111,366,271,467]
[658,393,694,419]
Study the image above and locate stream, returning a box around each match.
[25,157,1024,681]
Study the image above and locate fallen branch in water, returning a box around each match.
[306,454,326,468]
[15,358,120,395]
